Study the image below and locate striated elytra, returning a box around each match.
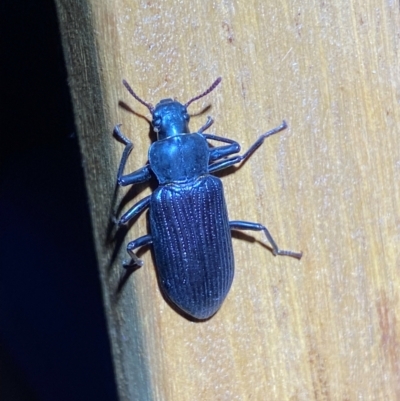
[114,77,302,320]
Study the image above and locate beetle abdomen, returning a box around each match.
[150,175,234,319]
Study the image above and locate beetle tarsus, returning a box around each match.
[198,116,214,133]
[274,249,303,260]
[123,256,144,268]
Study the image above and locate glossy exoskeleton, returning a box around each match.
[114,77,302,320]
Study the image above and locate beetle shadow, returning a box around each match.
[190,104,211,119]
[105,193,143,274]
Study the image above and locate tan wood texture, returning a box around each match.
[55,0,400,399]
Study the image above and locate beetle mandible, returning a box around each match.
[114,77,302,320]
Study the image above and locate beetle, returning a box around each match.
[114,77,302,320]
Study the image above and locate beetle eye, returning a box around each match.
[153,117,162,127]
[183,112,190,121]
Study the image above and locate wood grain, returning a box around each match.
[55,0,400,399]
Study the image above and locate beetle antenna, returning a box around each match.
[123,79,155,114]
[184,77,222,108]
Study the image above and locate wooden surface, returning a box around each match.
[56,0,400,399]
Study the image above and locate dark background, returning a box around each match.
[0,1,118,400]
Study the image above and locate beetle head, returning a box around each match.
[122,77,222,140]
[152,99,190,140]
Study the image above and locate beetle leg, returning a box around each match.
[124,234,153,267]
[114,124,152,186]
[237,121,287,162]
[208,155,242,173]
[118,166,152,186]
[114,124,133,178]
[198,116,214,133]
[118,195,151,226]
[208,121,287,173]
[229,220,302,260]
[203,133,241,162]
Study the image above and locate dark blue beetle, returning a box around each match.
[114,77,302,320]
